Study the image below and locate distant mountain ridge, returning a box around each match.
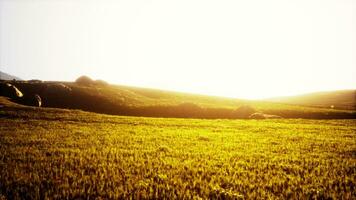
[0,71,22,80]
[266,90,356,110]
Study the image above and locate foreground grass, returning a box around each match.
[0,106,355,199]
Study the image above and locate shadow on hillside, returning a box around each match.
[1,80,355,119]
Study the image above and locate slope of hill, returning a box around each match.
[0,71,22,80]
[1,80,355,119]
[266,90,356,110]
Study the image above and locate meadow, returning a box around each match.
[0,102,355,199]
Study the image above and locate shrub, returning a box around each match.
[75,75,94,86]
[46,83,72,94]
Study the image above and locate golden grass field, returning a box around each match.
[0,98,355,199]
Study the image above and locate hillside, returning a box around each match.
[267,90,356,110]
[0,79,355,119]
[0,71,22,80]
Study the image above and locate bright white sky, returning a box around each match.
[0,0,355,99]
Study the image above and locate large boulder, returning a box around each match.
[20,94,42,107]
[249,112,266,119]
[0,83,23,99]
[249,112,283,119]
[33,94,42,107]
[0,83,42,107]
[264,114,283,119]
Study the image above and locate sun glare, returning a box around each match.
[0,1,355,199]
[1,0,355,99]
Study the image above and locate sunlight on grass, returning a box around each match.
[0,108,355,199]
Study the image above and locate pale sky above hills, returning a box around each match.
[0,0,355,99]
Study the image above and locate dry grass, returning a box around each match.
[0,104,355,199]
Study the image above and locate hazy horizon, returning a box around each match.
[1,0,355,99]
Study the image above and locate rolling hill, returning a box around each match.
[266,90,356,110]
[1,78,355,119]
[0,71,22,80]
